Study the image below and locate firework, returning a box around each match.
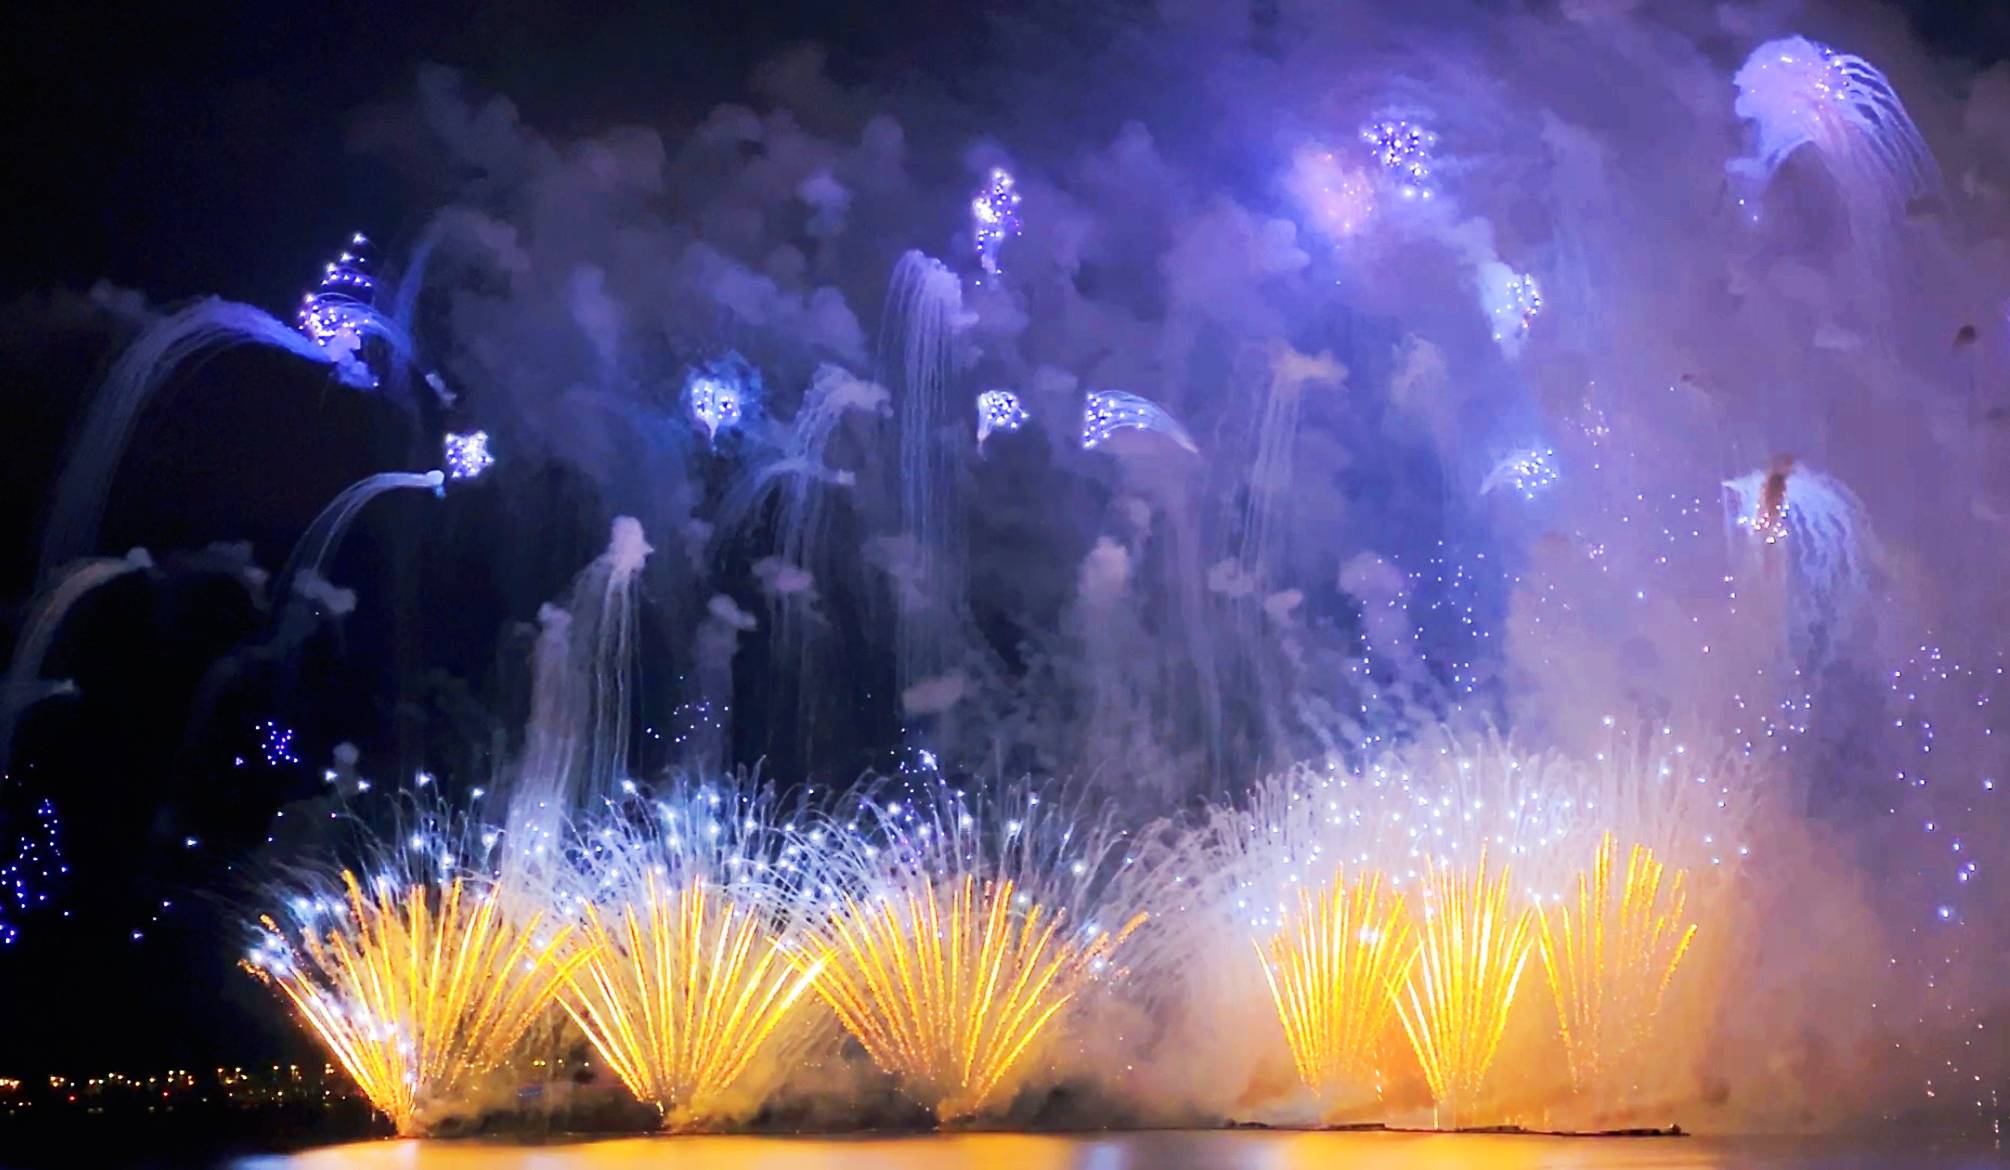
[1391,852,1535,1128]
[243,869,584,1135]
[1360,119,1438,200]
[1724,460,1877,662]
[797,781,1147,1122]
[280,471,444,590]
[884,251,968,698]
[293,232,412,391]
[1535,833,1698,1102]
[0,798,66,947]
[1503,273,1542,337]
[804,872,1135,1121]
[0,548,153,772]
[443,430,495,480]
[1730,37,1936,215]
[1365,724,1759,901]
[255,720,300,767]
[297,233,378,357]
[562,871,824,1129]
[1480,446,1559,501]
[1081,390,1198,454]
[976,388,1029,446]
[550,781,827,1129]
[971,168,1023,281]
[688,374,744,447]
[1255,868,1415,1117]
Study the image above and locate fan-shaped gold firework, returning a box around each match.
[1255,868,1414,1117]
[1392,852,1536,1128]
[559,872,825,1130]
[1536,832,1698,1100]
[803,873,1143,1122]
[243,872,582,1135]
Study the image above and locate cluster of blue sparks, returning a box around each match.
[1361,119,1438,199]
[970,167,1023,282]
[1080,389,1196,453]
[975,389,1029,446]
[296,234,376,374]
[687,372,745,447]
[1482,446,1561,501]
[256,720,300,768]
[1,799,66,947]
[442,430,494,481]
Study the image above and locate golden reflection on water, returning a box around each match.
[233,1130,1962,1170]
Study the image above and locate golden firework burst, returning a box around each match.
[1536,832,1698,1099]
[803,873,1143,1122]
[559,871,825,1129]
[244,872,583,1135]
[1255,868,1415,1117]
[1391,852,1536,1128]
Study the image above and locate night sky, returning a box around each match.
[0,0,1012,1075]
[2,0,2008,1083]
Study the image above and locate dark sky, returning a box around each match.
[0,0,2007,1079]
[1,1,993,308]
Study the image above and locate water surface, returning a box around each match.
[232,1130,2006,1170]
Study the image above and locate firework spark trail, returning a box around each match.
[560,870,825,1130]
[279,471,445,589]
[795,779,1148,1121]
[1256,868,1415,1117]
[1392,852,1535,1128]
[803,871,1139,1122]
[0,548,153,772]
[1081,389,1198,454]
[882,251,969,699]
[1730,37,1937,215]
[1536,833,1698,1102]
[1377,729,1594,900]
[39,299,375,582]
[243,871,583,1135]
[544,779,829,1128]
[1723,461,1877,666]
